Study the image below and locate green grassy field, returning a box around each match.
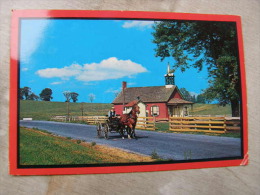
[19,127,154,165]
[190,103,232,116]
[20,100,112,120]
[20,100,232,121]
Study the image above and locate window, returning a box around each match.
[151,105,159,116]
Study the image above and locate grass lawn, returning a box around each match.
[190,103,232,116]
[20,100,112,120]
[19,127,154,165]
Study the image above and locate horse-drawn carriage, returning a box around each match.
[96,116,124,139]
[96,104,140,139]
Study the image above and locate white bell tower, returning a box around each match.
[164,63,175,88]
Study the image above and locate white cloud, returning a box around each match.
[36,57,148,82]
[105,88,121,94]
[36,64,81,79]
[21,68,29,71]
[51,81,64,85]
[122,21,154,29]
[20,20,51,64]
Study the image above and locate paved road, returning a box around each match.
[20,120,242,161]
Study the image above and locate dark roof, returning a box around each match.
[167,98,194,105]
[112,86,176,104]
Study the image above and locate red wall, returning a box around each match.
[113,89,183,120]
[170,89,182,99]
[114,104,125,115]
[146,102,169,119]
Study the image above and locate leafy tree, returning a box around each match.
[27,93,40,101]
[191,95,196,103]
[63,91,71,102]
[203,56,240,113]
[40,88,53,101]
[23,87,31,100]
[19,87,31,100]
[152,21,240,116]
[19,87,39,101]
[179,88,193,102]
[196,93,206,104]
[19,88,24,100]
[88,93,95,103]
[71,92,79,103]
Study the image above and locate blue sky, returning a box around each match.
[20,19,209,103]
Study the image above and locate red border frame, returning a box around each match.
[9,10,248,175]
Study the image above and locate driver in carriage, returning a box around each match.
[108,107,116,120]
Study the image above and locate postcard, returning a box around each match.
[9,10,248,175]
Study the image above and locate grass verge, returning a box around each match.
[19,127,154,165]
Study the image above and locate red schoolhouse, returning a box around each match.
[112,64,194,121]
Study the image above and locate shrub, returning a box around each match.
[151,149,160,159]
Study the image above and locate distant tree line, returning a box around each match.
[63,91,79,103]
[19,86,96,103]
[179,88,209,104]
[19,87,40,101]
[20,87,53,101]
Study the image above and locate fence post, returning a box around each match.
[209,118,211,131]
[224,117,227,133]
[153,117,155,130]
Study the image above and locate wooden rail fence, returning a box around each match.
[76,116,108,124]
[51,116,107,124]
[136,117,156,130]
[51,116,156,130]
[169,117,240,133]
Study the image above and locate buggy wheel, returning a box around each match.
[103,124,109,139]
[118,126,125,138]
[96,122,102,138]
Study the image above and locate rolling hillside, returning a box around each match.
[20,100,112,120]
[19,100,232,121]
[190,103,232,116]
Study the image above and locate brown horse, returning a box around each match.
[119,104,140,139]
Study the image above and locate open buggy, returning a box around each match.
[96,116,125,139]
[96,104,140,139]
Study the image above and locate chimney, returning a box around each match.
[122,81,127,90]
[122,81,127,106]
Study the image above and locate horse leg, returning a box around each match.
[121,126,125,139]
[127,128,131,139]
[118,124,124,139]
[127,125,133,139]
[132,125,136,139]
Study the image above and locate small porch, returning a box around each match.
[167,98,194,117]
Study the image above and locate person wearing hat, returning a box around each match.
[108,107,116,120]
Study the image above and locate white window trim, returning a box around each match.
[151,105,160,116]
